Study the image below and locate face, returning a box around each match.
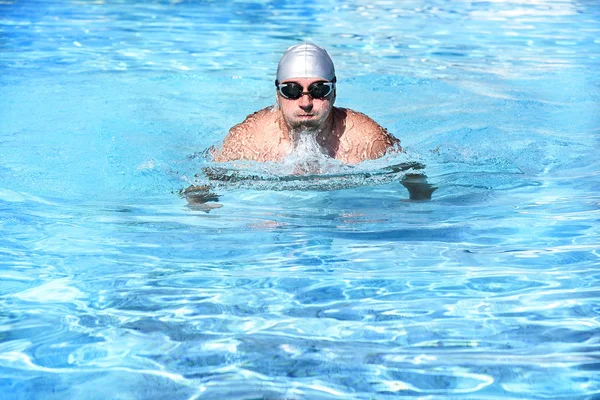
[276,77,335,131]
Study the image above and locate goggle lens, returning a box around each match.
[277,82,334,100]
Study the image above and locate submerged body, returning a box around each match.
[188,43,435,202]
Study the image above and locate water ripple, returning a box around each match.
[2,0,600,399]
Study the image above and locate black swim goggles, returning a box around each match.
[275,78,336,100]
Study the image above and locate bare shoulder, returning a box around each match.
[213,106,279,162]
[334,108,401,162]
[341,108,396,140]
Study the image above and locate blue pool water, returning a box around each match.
[1,0,599,399]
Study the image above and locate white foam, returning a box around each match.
[280,130,344,175]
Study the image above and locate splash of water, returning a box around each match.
[280,130,345,175]
[181,129,428,193]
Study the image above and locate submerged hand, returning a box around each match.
[401,173,437,201]
[180,184,221,211]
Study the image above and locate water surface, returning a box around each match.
[1,0,599,399]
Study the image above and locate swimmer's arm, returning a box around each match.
[361,134,436,200]
[179,184,222,213]
[354,115,436,200]
[401,173,437,201]
[369,135,437,200]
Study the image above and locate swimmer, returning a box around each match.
[185,43,435,203]
[213,43,399,164]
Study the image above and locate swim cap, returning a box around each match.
[276,43,336,83]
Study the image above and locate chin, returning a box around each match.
[295,117,323,129]
[294,124,319,133]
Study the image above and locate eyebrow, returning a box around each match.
[280,80,330,85]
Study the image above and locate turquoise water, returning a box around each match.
[1,0,599,399]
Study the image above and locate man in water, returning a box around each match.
[186,43,434,202]
[213,42,399,164]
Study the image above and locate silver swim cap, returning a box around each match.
[276,43,336,83]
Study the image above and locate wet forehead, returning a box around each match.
[279,77,330,86]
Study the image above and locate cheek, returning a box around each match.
[277,99,289,112]
[282,103,295,117]
[316,100,332,114]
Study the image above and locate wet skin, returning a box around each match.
[188,77,437,202]
[213,77,400,164]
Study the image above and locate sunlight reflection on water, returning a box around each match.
[1,0,599,399]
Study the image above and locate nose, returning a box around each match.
[298,93,313,111]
